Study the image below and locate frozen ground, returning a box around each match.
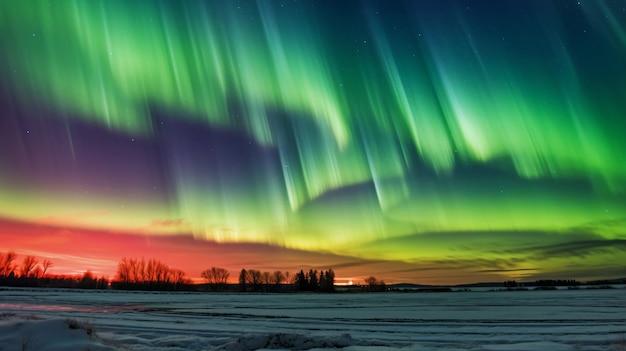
[1,287,625,350]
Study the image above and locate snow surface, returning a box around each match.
[1,287,625,350]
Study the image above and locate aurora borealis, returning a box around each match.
[1,0,625,284]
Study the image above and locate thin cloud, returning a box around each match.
[476,268,539,273]
[150,218,184,227]
[506,239,626,260]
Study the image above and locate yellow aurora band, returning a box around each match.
[1,1,625,281]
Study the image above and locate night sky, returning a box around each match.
[1,0,625,284]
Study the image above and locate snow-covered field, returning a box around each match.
[1,287,625,351]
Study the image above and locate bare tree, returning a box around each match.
[171,269,187,288]
[262,271,271,286]
[364,276,386,292]
[200,267,230,291]
[145,258,156,282]
[247,269,262,291]
[32,267,43,279]
[20,256,38,278]
[41,259,53,277]
[285,271,292,285]
[0,251,17,277]
[154,260,168,284]
[137,258,146,283]
[116,257,131,283]
[115,257,189,290]
[271,270,285,286]
[129,257,139,283]
[364,276,378,286]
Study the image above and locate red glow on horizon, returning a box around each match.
[0,217,504,285]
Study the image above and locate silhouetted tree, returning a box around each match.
[320,269,335,292]
[171,268,187,289]
[271,270,285,285]
[308,269,319,291]
[201,267,230,291]
[20,255,38,278]
[262,271,271,287]
[239,269,248,291]
[41,259,53,277]
[364,276,386,292]
[504,280,518,288]
[364,276,377,287]
[78,270,96,289]
[247,269,263,291]
[0,251,17,277]
[291,268,335,292]
[116,257,131,283]
[113,257,190,290]
[296,270,307,291]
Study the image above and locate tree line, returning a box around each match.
[231,268,335,292]
[115,260,339,292]
[504,279,581,288]
[198,267,337,293]
[293,269,335,292]
[1,251,52,279]
[0,251,383,293]
[113,257,193,291]
[0,251,107,289]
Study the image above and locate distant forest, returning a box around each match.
[0,252,384,292]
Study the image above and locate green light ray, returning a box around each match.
[1,0,625,278]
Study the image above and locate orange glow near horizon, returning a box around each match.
[0,217,508,285]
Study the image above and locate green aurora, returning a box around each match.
[1,0,625,282]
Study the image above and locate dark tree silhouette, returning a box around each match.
[113,257,190,290]
[320,269,335,292]
[308,269,319,291]
[201,267,230,291]
[0,251,17,277]
[295,270,307,291]
[290,269,336,292]
[364,276,386,292]
[247,269,263,291]
[271,270,285,285]
[239,268,248,291]
[20,255,38,278]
